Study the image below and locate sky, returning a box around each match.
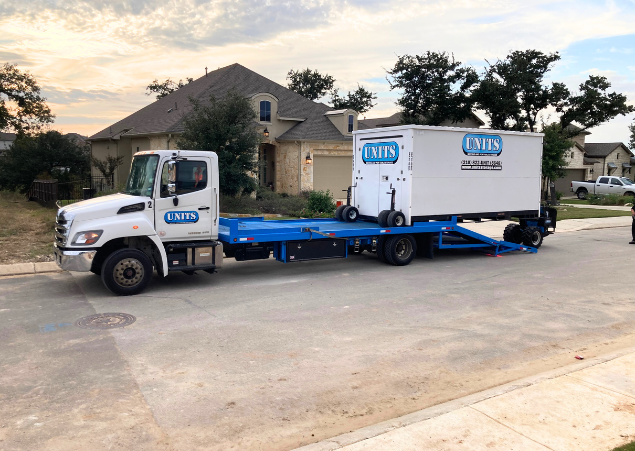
[1,0,634,145]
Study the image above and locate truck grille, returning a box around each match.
[55,213,72,247]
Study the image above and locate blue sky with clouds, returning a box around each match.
[0,0,633,145]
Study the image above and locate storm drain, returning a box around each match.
[75,313,136,330]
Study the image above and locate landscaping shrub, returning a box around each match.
[220,187,308,216]
[587,193,634,206]
[306,190,336,215]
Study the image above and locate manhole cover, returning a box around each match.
[75,313,136,330]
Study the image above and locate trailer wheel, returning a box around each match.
[384,234,417,266]
[375,236,387,262]
[387,211,406,227]
[101,249,153,296]
[342,206,359,222]
[378,210,390,227]
[335,205,347,221]
[522,226,543,248]
[576,188,588,200]
[503,223,523,244]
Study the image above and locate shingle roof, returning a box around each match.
[0,132,16,141]
[584,142,631,158]
[89,63,349,142]
[583,157,600,165]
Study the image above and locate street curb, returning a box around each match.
[0,261,61,277]
[293,345,635,451]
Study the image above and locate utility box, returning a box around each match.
[351,125,544,224]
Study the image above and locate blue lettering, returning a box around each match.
[462,134,503,156]
[362,141,399,164]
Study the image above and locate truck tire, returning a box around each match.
[378,210,390,227]
[375,236,387,262]
[624,192,635,198]
[335,205,347,221]
[90,266,102,276]
[342,206,359,222]
[503,223,523,244]
[522,226,543,248]
[101,248,153,296]
[387,211,406,227]
[383,234,417,266]
[576,188,588,200]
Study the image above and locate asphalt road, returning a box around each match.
[2,226,635,450]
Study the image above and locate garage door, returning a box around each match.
[554,169,586,195]
[313,155,353,199]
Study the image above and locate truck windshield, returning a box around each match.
[123,155,159,197]
[620,177,633,185]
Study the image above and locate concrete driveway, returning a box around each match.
[2,227,635,450]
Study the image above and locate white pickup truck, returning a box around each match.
[570,176,635,199]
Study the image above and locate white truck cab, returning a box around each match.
[54,150,223,295]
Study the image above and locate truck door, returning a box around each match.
[609,177,624,194]
[596,177,610,194]
[154,158,213,241]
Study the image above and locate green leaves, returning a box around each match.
[0,63,54,135]
[286,68,335,101]
[176,90,261,197]
[145,77,193,100]
[331,84,377,114]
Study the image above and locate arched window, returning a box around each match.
[259,101,271,122]
[348,114,354,133]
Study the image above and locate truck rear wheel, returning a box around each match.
[503,223,522,244]
[576,188,588,200]
[522,226,543,248]
[375,236,387,262]
[383,234,417,266]
[101,249,153,296]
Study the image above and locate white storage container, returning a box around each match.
[351,125,544,224]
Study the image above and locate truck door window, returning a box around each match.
[160,160,208,197]
[598,177,609,184]
[610,178,622,185]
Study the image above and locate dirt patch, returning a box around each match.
[0,191,57,264]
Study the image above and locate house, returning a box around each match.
[554,127,634,193]
[88,64,359,198]
[0,132,16,156]
[358,112,484,129]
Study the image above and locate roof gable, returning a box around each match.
[584,142,632,158]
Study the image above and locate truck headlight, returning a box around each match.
[72,230,103,245]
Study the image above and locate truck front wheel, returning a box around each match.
[101,249,153,296]
[576,188,588,200]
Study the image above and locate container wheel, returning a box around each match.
[342,206,359,222]
[383,234,417,266]
[522,226,543,248]
[503,223,523,244]
[335,205,347,221]
[378,210,390,227]
[101,248,153,296]
[387,211,406,227]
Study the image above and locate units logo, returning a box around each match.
[362,141,399,164]
[462,134,503,156]
[164,211,199,224]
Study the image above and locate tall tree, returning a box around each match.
[177,90,262,196]
[541,122,573,182]
[475,50,564,132]
[146,77,193,100]
[629,120,635,150]
[386,51,479,125]
[0,131,90,192]
[91,155,125,186]
[286,68,335,101]
[330,84,377,113]
[0,63,54,134]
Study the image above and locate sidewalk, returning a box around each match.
[296,348,635,451]
[560,203,633,211]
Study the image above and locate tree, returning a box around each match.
[0,63,54,134]
[330,84,377,113]
[286,68,335,101]
[541,122,573,182]
[146,77,193,100]
[387,51,479,126]
[0,131,90,192]
[629,121,635,150]
[91,154,125,185]
[475,50,563,132]
[177,90,262,196]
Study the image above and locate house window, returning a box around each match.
[259,101,271,122]
[570,151,574,159]
[348,115,354,133]
[617,153,620,160]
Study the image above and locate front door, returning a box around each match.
[154,158,213,241]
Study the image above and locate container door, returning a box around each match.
[378,162,402,213]
[154,158,213,241]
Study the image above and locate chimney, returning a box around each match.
[205,66,208,77]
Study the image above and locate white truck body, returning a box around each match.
[571,176,635,199]
[351,125,544,224]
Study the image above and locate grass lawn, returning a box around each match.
[0,191,57,265]
[613,441,635,451]
[555,206,633,220]
[560,199,588,205]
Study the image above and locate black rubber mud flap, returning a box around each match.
[415,233,434,259]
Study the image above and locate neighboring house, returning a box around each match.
[88,63,359,198]
[0,132,16,156]
[554,127,634,193]
[358,112,485,130]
